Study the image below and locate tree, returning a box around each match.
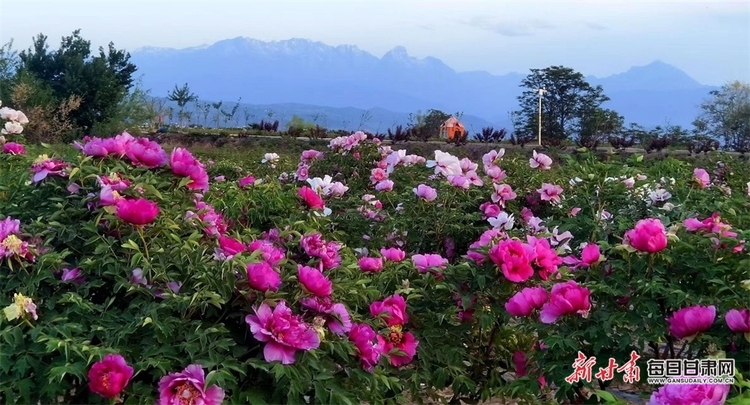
[17,29,137,133]
[167,83,198,127]
[514,66,609,145]
[421,109,451,140]
[0,39,20,101]
[577,108,624,148]
[698,81,750,152]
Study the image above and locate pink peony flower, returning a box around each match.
[246,261,282,292]
[125,137,167,168]
[667,305,716,341]
[377,327,418,367]
[245,301,321,364]
[725,308,750,333]
[411,253,448,274]
[489,239,536,283]
[569,207,581,216]
[529,150,552,170]
[491,183,517,207]
[170,148,209,191]
[370,294,409,327]
[247,240,285,267]
[87,354,134,399]
[539,281,591,324]
[348,323,384,371]
[375,179,394,192]
[380,247,406,262]
[300,296,352,335]
[563,243,603,269]
[505,287,548,317]
[537,183,564,204]
[624,218,668,253]
[298,186,325,210]
[526,235,562,280]
[647,383,730,405]
[115,198,159,225]
[157,364,225,405]
[298,265,333,297]
[693,168,710,189]
[61,267,85,284]
[358,257,384,273]
[215,235,245,260]
[30,155,69,182]
[99,185,124,206]
[413,184,437,201]
[2,142,25,155]
[239,174,256,188]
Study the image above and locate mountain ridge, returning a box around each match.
[130,36,719,130]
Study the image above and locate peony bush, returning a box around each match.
[0,102,749,404]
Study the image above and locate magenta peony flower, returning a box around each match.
[624,218,668,253]
[2,142,25,155]
[247,240,285,267]
[115,198,159,225]
[87,354,134,399]
[380,247,406,262]
[489,239,536,283]
[647,383,730,405]
[358,257,384,273]
[30,155,69,182]
[157,364,224,405]
[123,137,167,168]
[298,265,332,297]
[348,323,384,371]
[563,243,603,269]
[725,308,750,334]
[539,281,591,324]
[246,261,282,292]
[377,327,419,367]
[370,294,409,327]
[245,301,321,364]
[61,267,85,285]
[300,296,352,335]
[298,186,325,210]
[170,147,209,191]
[505,287,548,317]
[526,235,562,280]
[217,235,245,258]
[667,305,716,341]
[238,173,256,188]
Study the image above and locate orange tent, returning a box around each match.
[440,116,466,141]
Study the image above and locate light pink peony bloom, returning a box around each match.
[370,168,388,184]
[411,253,448,274]
[375,179,394,191]
[491,183,517,207]
[30,155,68,182]
[482,149,505,167]
[448,174,471,189]
[298,265,332,297]
[693,168,710,189]
[529,150,552,170]
[99,185,123,206]
[245,301,321,364]
[539,281,591,324]
[380,247,406,262]
[537,183,563,204]
[622,177,635,188]
[115,198,159,225]
[157,364,225,405]
[413,184,437,201]
[87,354,134,399]
[624,218,668,253]
[505,287,548,317]
[569,207,582,217]
[667,305,715,341]
[647,383,730,405]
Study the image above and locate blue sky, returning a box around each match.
[0,0,748,85]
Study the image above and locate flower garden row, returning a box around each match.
[1,101,750,404]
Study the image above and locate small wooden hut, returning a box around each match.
[439,116,466,141]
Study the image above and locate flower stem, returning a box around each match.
[137,226,151,273]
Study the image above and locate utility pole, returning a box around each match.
[535,87,547,146]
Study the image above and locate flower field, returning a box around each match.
[1,103,750,405]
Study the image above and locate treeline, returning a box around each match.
[0,30,748,152]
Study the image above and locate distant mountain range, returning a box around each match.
[130,37,719,132]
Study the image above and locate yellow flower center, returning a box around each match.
[175,383,201,405]
[2,235,23,254]
[387,325,403,344]
[33,154,49,164]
